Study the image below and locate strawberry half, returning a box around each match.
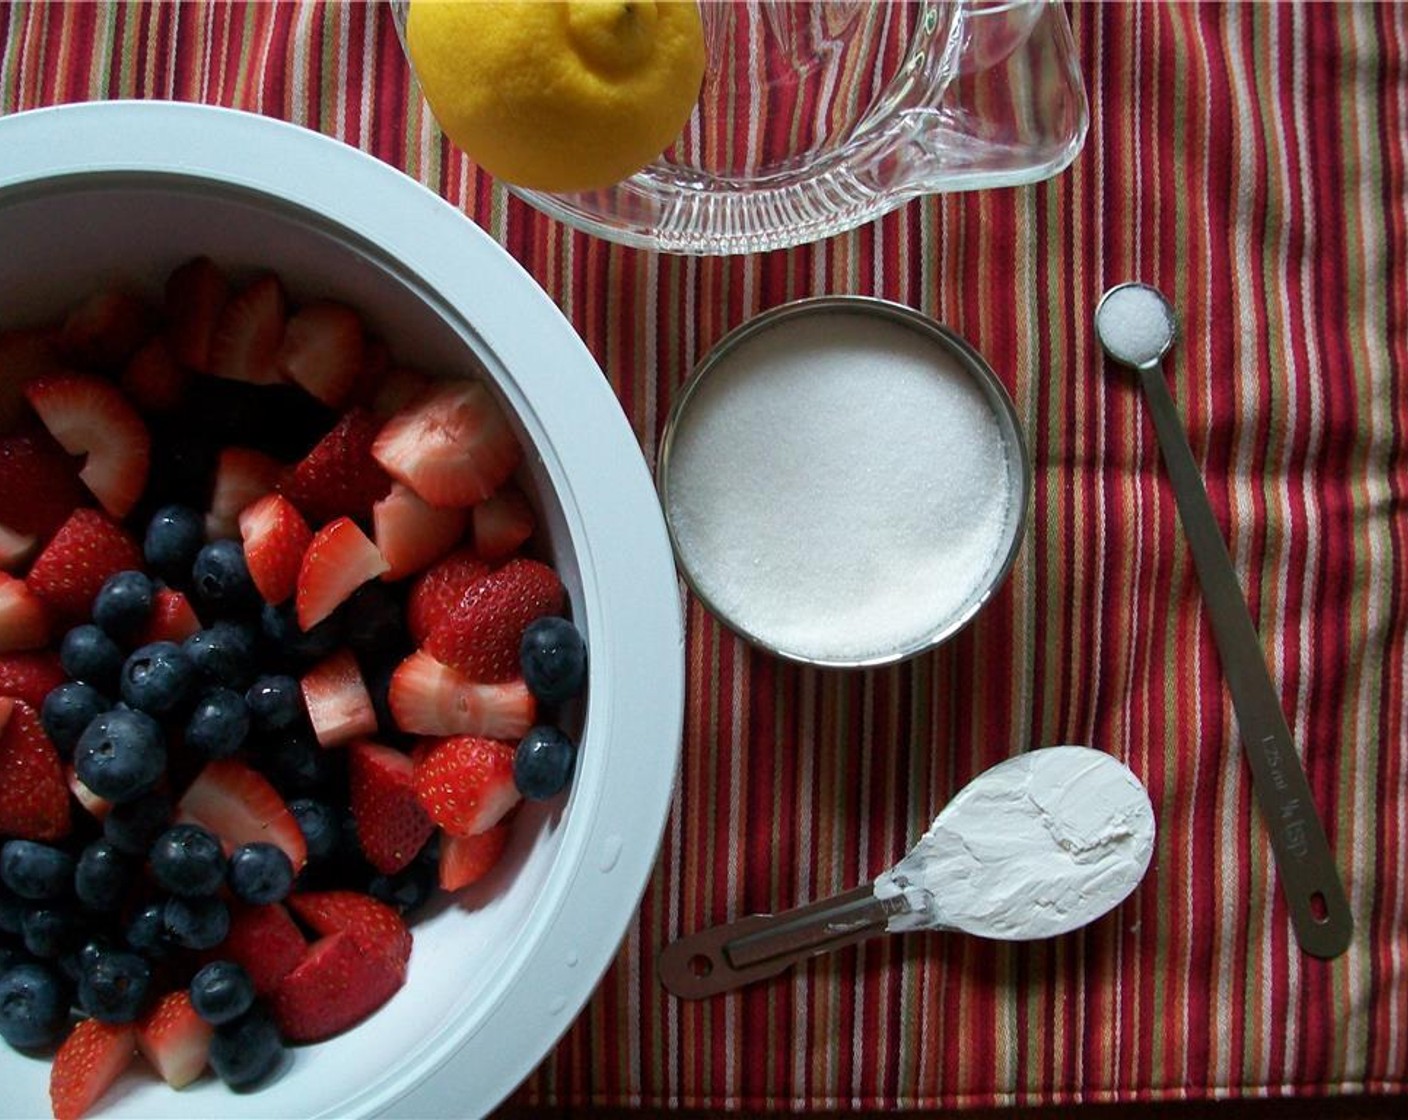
[208,272,286,385]
[138,587,202,645]
[120,335,189,414]
[295,518,389,630]
[270,931,403,1043]
[413,735,520,837]
[0,525,36,573]
[347,741,434,874]
[372,482,469,582]
[0,701,72,842]
[369,366,431,419]
[0,432,87,542]
[239,493,313,606]
[439,824,510,891]
[472,484,535,563]
[136,990,212,1089]
[24,373,151,519]
[388,650,535,739]
[219,902,308,997]
[277,300,365,408]
[279,408,391,525]
[49,1018,136,1120]
[424,558,565,682]
[164,256,230,373]
[24,509,143,625]
[59,287,155,370]
[372,380,521,508]
[205,446,284,540]
[301,650,378,748]
[0,572,51,653]
[176,758,308,871]
[0,651,67,709]
[405,547,491,645]
[287,890,413,975]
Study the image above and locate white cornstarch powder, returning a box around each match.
[1095,284,1175,368]
[664,311,1014,662]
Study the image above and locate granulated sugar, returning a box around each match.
[663,311,1015,663]
[1095,284,1174,367]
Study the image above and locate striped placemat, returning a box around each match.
[3,0,1406,1110]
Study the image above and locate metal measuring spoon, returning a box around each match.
[1095,282,1352,959]
[658,746,1155,999]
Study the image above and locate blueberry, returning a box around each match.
[119,640,194,715]
[253,729,337,797]
[192,540,256,617]
[163,895,230,951]
[21,906,85,960]
[337,583,408,660]
[519,617,587,705]
[208,1006,283,1088]
[188,960,255,1026]
[124,901,170,959]
[74,840,132,913]
[39,681,111,757]
[144,504,205,585]
[59,624,124,692]
[260,601,340,667]
[0,962,70,1048]
[0,840,75,901]
[77,947,151,1023]
[103,791,172,855]
[184,622,257,690]
[185,687,250,759]
[226,843,293,905]
[513,725,577,800]
[367,857,437,915]
[150,824,227,898]
[75,708,166,803]
[245,675,304,733]
[0,882,22,934]
[288,799,339,863]
[92,570,155,643]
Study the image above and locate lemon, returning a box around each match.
[406,0,706,193]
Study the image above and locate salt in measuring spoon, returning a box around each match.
[1094,282,1352,959]
[658,746,1155,999]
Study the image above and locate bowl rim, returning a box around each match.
[0,100,685,1120]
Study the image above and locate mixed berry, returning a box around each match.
[0,259,586,1118]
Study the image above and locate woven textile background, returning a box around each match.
[2,0,1406,1111]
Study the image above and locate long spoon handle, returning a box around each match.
[1139,363,1352,958]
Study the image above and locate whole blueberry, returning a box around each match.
[244,675,304,733]
[226,843,293,905]
[21,906,85,960]
[191,540,256,617]
[150,824,227,898]
[78,947,152,1023]
[288,799,339,863]
[519,617,587,705]
[163,895,230,951]
[337,583,408,661]
[75,708,166,803]
[208,1007,283,1088]
[184,622,257,690]
[0,962,70,1048]
[92,570,155,643]
[119,641,194,715]
[513,725,577,800]
[253,728,337,797]
[0,881,23,934]
[143,504,205,585]
[0,840,75,901]
[185,688,250,759]
[74,840,133,913]
[188,960,255,1026]
[39,681,111,757]
[59,624,124,692]
[367,857,437,915]
[124,901,170,959]
[260,601,340,667]
[103,791,172,855]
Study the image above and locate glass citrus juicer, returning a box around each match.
[393,0,1087,255]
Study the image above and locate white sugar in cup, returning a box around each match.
[658,297,1031,668]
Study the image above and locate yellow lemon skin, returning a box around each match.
[406,1,706,194]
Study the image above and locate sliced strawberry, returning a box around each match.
[136,990,212,1089]
[287,890,413,974]
[368,366,431,419]
[279,408,392,525]
[388,650,535,739]
[239,493,313,606]
[472,484,535,562]
[270,930,403,1043]
[0,698,70,839]
[346,742,434,874]
[372,380,521,508]
[164,256,230,373]
[373,483,469,582]
[176,758,308,871]
[405,548,492,645]
[277,301,365,408]
[24,509,143,624]
[0,651,66,708]
[424,558,565,682]
[120,335,189,414]
[0,327,67,432]
[23,374,150,519]
[300,650,378,748]
[348,335,392,408]
[220,902,307,997]
[205,446,284,540]
[66,765,113,822]
[49,1018,136,1120]
[439,825,510,891]
[0,572,51,653]
[413,735,520,837]
[138,587,202,645]
[0,524,36,573]
[295,518,389,630]
[59,287,156,370]
[0,432,87,541]
[208,273,286,385]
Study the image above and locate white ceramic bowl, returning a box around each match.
[0,102,684,1119]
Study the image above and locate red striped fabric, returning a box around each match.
[2,0,1406,1110]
